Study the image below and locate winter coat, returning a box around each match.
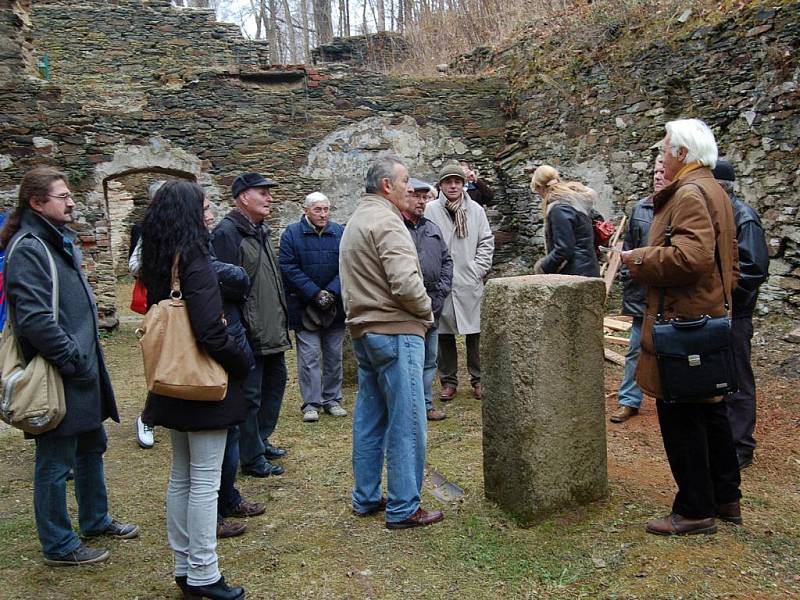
[466,179,496,207]
[403,216,454,322]
[278,216,344,331]
[424,193,494,335]
[627,166,739,400]
[540,185,600,277]
[339,193,432,340]
[620,197,654,317]
[142,242,253,432]
[4,210,118,437]
[211,210,291,357]
[729,193,769,317]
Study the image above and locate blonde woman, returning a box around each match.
[531,165,600,277]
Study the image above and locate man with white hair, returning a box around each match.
[279,192,347,422]
[621,118,742,536]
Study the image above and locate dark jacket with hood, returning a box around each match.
[278,215,345,331]
[540,185,600,277]
[403,215,453,322]
[728,192,769,317]
[4,210,118,437]
[142,242,254,431]
[211,210,291,356]
[620,196,654,317]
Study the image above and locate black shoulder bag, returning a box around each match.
[651,221,739,403]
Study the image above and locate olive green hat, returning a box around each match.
[437,162,466,184]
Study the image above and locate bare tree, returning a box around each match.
[314,0,333,44]
[281,0,298,61]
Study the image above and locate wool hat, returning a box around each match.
[437,162,466,184]
[712,159,736,182]
[409,178,433,192]
[231,172,278,198]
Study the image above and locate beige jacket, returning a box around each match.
[339,193,433,339]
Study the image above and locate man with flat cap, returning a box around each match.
[425,162,494,404]
[212,172,291,478]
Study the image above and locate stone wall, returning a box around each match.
[0,0,507,325]
[481,3,800,317]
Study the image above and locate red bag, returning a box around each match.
[593,220,616,258]
[130,279,148,315]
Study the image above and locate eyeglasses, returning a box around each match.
[47,192,74,201]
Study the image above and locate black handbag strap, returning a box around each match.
[656,183,730,321]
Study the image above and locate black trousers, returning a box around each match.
[726,316,757,457]
[437,333,480,388]
[656,399,742,518]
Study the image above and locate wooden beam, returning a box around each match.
[604,317,632,332]
[604,348,626,366]
[604,335,630,346]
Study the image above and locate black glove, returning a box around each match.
[314,290,335,310]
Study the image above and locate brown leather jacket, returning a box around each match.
[627,166,739,400]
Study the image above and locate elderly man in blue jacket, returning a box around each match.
[279,192,347,423]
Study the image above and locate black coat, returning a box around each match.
[404,216,453,321]
[620,197,654,316]
[541,200,600,277]
[466,179,496,207]
[730,193,769,317]
[142,243,253,432]
[4,210,118,437]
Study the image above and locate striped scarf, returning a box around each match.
[444,193,468,238]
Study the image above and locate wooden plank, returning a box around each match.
[604,348,626,366]
[604,317,632,332]
[604,335,630,346]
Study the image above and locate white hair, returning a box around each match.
[664,119,718,168]
[303,191,329,208]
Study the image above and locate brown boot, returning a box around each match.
[216,520,247,538]
[386,507,444,530]
[426,409,447,421]
[645,513,717,536]
[717,501,743,525]
[610,406,639,423]
[439,386,456,402]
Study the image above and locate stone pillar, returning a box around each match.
[481,274,608,524]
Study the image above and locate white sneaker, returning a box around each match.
[325,402,348,417]
[135,416,155,449]
[303,409,320,423]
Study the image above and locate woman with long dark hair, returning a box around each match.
[140,180,252,600]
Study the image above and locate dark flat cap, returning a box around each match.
[712,160,736,182]
[232,172,278,198]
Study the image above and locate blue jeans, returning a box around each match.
[218,426,242,518]
[34,427,113,558]
[239,353,287,471]
[351,333,426,523]
[423,327,439,411]
[618,316,643,409]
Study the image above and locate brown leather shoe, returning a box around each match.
[472,383,482,400]
[645,513,717,536]
[216,519,247,538]
[352,496,387,517]
[717,501,743,525]
[610,406,639,423]
[228,499,266,518]
[439,386,456,402]
[426,409,447,421]
[386,507,444,530]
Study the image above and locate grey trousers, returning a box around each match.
[437,332,481,388]
[296,326,346,411]
[726,316,757,457]
[167,428,226,587]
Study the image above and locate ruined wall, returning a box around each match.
[485,4,800,316]
[0,0,507,326]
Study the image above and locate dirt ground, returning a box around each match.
[0,309,798,599]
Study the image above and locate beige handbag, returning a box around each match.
[137,253,228,401]
[0,234,66,434]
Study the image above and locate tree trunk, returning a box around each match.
[281,0,297,62]
[376,0,386,31]
[313,0,333,44]
[300,0,311,60]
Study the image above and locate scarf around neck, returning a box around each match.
[443,192,468,238]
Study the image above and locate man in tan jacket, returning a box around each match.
[622,118,741,536]
[339,155,443,530]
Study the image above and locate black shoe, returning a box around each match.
[43,544,109,566]
[242,461,284,477]
[263,443,287,460]
[184,575,245,600]
[83,519,139,539]
[737,452,754,470]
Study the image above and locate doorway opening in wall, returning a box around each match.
[102,167,196,279]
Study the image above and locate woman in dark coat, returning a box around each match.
[531,165,601,277]
[139,181,253,600]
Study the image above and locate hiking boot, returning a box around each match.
[84,519,139,539]
[324,402,347,417]
[228,499,266,518]
[303,409,320,423]
[610,406,639,423]
[645,513,717,536]
[216,520,247,538]
[426,409,447,421]
[386,507,444,530]
[439,386,456,402]
[135,415,155,449]
[717,501,743,525]
[43,544,109,566]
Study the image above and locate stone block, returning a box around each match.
[481,275,608,525]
